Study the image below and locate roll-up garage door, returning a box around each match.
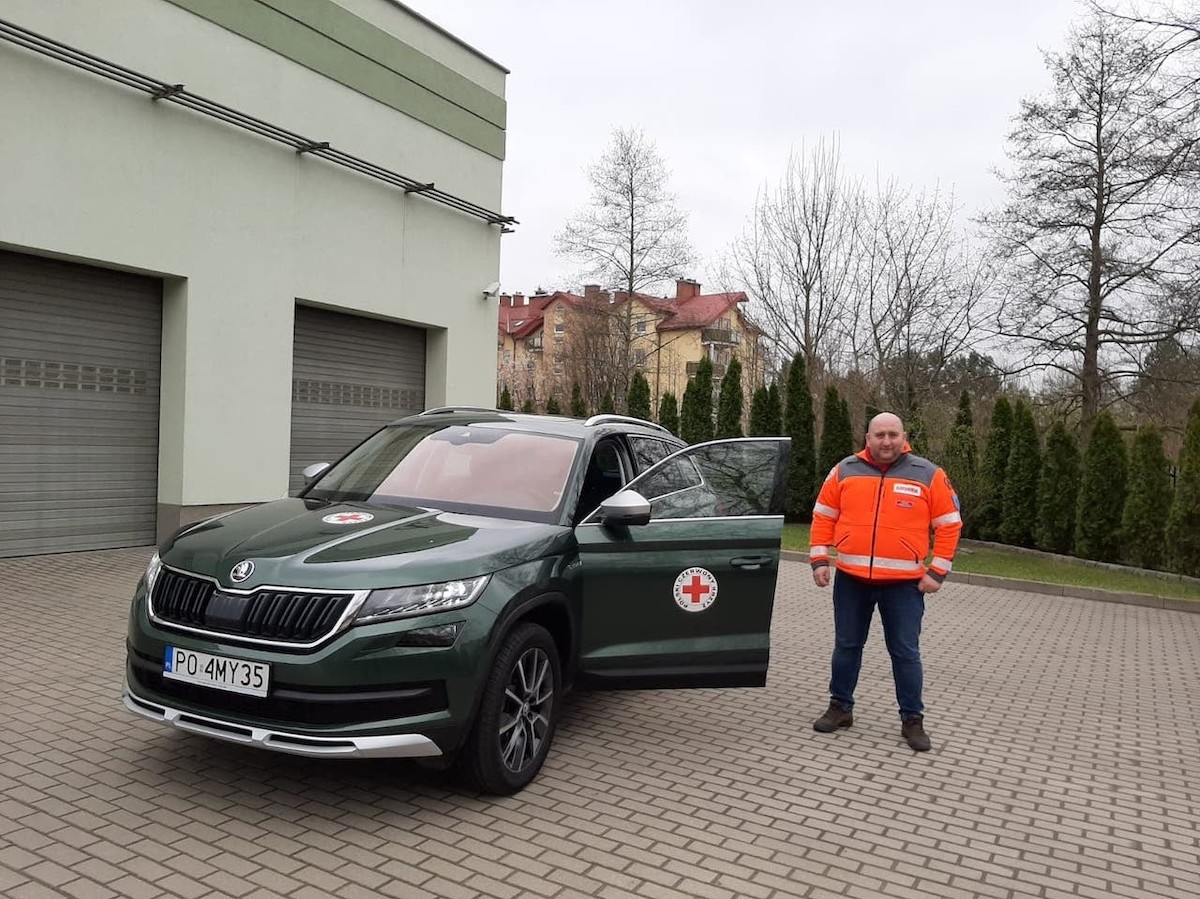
[290,305,426,494]
[0,251,162,557]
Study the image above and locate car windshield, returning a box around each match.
[303,423,581,522]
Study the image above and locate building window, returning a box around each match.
[504,351,512,363]
[635,319,647,334]
[554,322,565,334]
[634,349,647,367]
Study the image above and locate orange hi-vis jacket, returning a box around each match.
[809,447,962,583]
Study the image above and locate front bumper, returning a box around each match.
[123,683,442,758]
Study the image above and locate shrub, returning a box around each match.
[680,357,714,444]
[544,396,562,415]
[784,353,816,520]
[1075,411,1127,561]
[1122,424,1171,569]
[498,386,514,411]
[765,383,783,436]
[626,371,651,421]
[715,357,744,438]
[1166,398,1200,575]
[1035,420,1080,554]
[599,392,615,415]
[976,397,1014,541]
[658,391,679,436]
[1000,400,1041,547]
[570,381,587,417]
[749,385,770,436]
[818,386,854,474]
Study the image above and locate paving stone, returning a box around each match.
[0,550,1198,899]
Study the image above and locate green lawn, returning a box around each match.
[781,523,1200,602]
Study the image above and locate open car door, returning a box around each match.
[573,437,790,689]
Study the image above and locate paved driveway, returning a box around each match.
[1,548,1197,899]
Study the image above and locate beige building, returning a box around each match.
[497,280,767,422]
[0,0,511,555]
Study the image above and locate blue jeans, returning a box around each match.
[829,570,925,719]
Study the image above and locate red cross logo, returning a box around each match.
[673,567,718,612]
[682,575,710,604]
[322,511,374,525]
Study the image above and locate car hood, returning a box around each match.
[160,498,573,591]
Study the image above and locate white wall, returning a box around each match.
[0,0,507,507]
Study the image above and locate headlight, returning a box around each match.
[355,575,490,624]
[144,552,163,595]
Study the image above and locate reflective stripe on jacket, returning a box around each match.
[809,447,962,582]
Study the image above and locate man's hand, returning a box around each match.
[918,573,942,594]
[812,566,831,588]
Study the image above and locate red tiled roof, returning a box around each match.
[496,289,749,337]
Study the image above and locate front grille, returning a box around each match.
[129,651,447,726]
[153,569,354,644]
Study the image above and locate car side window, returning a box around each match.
[627,436,679,473]
[591,439,787,521]
[574,438,631,524]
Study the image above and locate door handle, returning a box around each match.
[731,555,774,570]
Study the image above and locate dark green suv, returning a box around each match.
[124,409,790,793]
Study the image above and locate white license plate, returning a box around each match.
[164,646,270,698]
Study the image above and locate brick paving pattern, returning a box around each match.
[1,547,1197,898]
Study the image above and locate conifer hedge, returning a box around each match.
[1122,424,1171,570]
[658,391,679,436]
[976,397,1014,541]
[1166,398,1200,576]
[715,357,744,438]
[784,353,816,520]
[1075,412,1127,561]
[626,371,651,421]
[1035,420,1080,555]
[1000,400,1041,547]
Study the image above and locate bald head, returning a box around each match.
[866,412,906,463]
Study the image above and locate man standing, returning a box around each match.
[809,412,962,751]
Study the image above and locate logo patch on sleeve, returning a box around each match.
[893,483,922,497]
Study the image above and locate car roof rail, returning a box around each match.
[583,413,672,435]
[419,405,502,416]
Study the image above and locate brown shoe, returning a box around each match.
[812,701,853,733]
[901,715,932,751]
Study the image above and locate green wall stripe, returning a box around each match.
[162,0,506,159]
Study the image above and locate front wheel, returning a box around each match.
[460,623,561,795]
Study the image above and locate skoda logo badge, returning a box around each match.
[230,560,254,583]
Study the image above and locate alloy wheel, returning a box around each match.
[498,646,553,773]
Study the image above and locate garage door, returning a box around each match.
[290,305,426,494]
[0,251,162,557]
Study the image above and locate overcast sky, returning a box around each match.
[407,0,1089,297]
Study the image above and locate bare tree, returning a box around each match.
[724,138,860,378]
[848,180,990,429]
[981,11,1200,435]
[555,128,693,400]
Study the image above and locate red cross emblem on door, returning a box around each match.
[673,566,718,612]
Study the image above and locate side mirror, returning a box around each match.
[302,462,331,483]
[600,489,651,527]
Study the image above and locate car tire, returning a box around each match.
[459,622,561,795]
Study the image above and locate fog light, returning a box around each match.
[395,622,462,647]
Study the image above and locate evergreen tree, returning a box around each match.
[570,380,587,418]
[545,396,562,416]
[520,397,535,414]
[941,413,980,538]
[784,352,817,520]
[599,391,616,415]
[1122,424,1172,569]
[658,391,680,436]
[954,390,973,429]
[840,396,854,446]
[1000,400,1041,547]
[765,383,783,436]
[1035,420,1081,555]
[626,371,652,421]
[749,385,770,436]
[497,385,514,411]
[977,397,1014,541]
[1075,411,1128,561]
[715,357,744,438]
[1166,398,1200,575]
[905,406,927,456]
[818,386,854,473]
[864,402,881,429]
[681,357,715,444]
